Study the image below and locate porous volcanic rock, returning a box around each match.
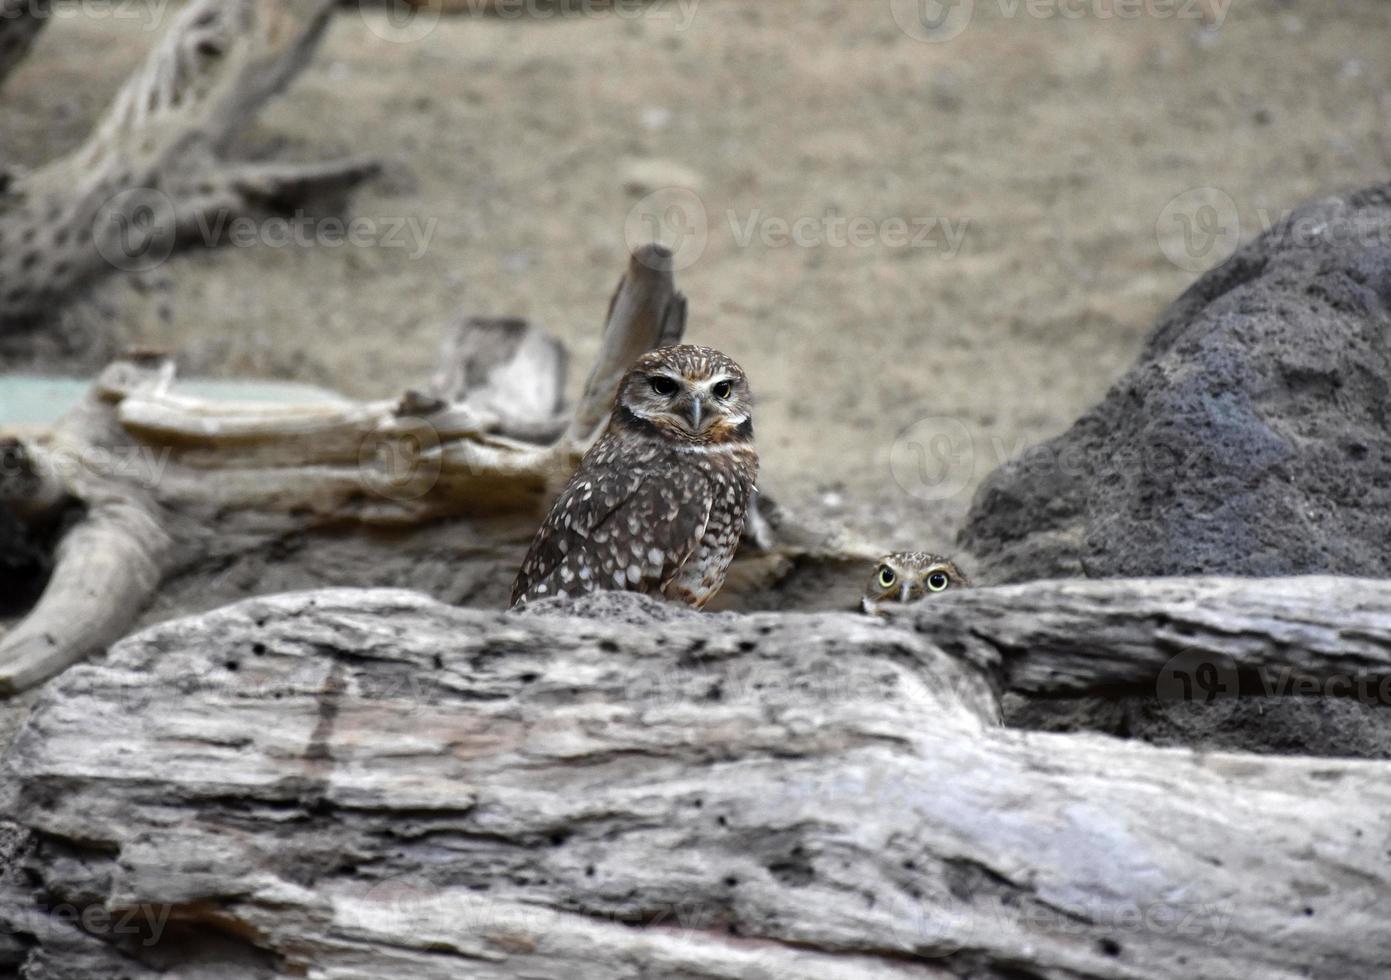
[962,183,1391,582]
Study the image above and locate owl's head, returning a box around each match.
[615,345,754,444]
[861,552,971,615]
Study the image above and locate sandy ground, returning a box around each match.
[4,0,1391,560]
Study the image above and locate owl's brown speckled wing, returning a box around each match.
[509,442,715,608]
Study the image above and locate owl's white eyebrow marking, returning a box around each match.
[673,443,749,455]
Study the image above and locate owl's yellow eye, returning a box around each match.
[650,376,678,396]
[877,566,896,589]
[927,571,949,592]
[712,379,733,400]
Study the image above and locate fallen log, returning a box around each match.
[1,588,1385,979]
[902,575,1391,699]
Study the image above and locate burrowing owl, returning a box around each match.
[861,552,971,615]
[510,345,758,610]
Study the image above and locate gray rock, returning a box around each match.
[961,183,1391,755]
[962,183,1391,582]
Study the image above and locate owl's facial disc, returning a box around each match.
[862,553,971,614]
[637,372,702,432]
[616,346,754,444]
[626,371,748,438]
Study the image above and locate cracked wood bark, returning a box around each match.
[0,245,868,694]
[0,0,377,329]
[1,588,1385,979]
[564,243,687,448]
[902,575,1391,698]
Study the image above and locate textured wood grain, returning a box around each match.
[903,576,1391,698]
[2,589,1386,979]
[564,244,688,448]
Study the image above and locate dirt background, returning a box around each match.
[4,0,1391,562]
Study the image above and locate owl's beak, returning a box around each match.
[900,582,912,603]
[685,396,704,432]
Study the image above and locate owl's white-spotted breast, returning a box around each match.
[510,345,758,610]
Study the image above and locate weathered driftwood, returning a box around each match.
[0,245,873,694]
[564,242,687,447]
[1,587,1386,979]
[429,315,569,444]
[902,575,1391,698]
[0,0,377,329]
